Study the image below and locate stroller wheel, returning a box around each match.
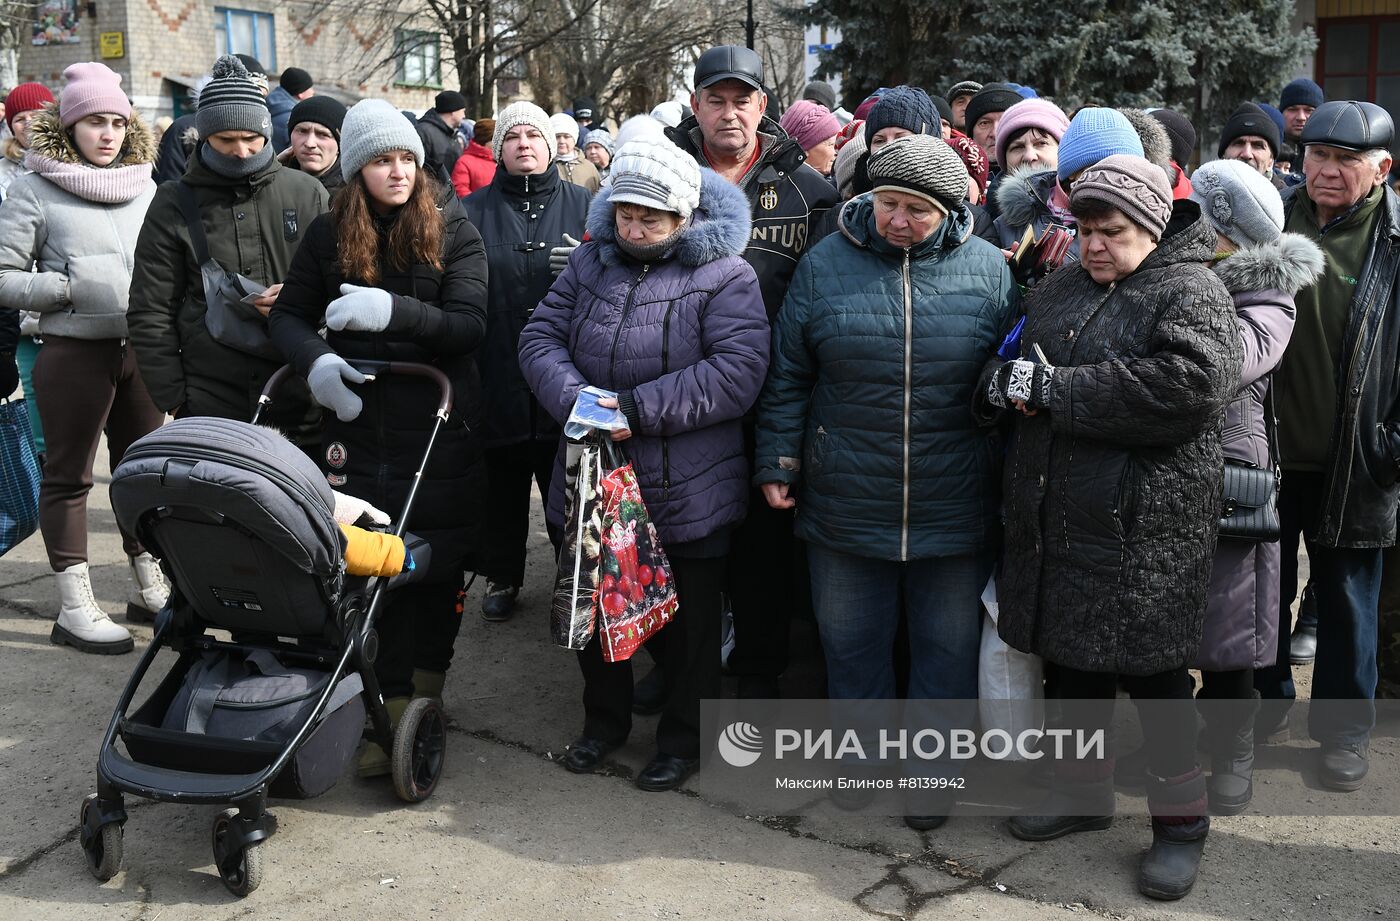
[211,808,264,896]
[79,794,123,882]
[392,697,446,803]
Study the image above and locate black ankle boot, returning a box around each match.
[1205,694,1256,815]
[1140,818,1208,900]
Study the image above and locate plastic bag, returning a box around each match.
[564,386,629,440]
[0,398,40,556]
[978,572,1044,758]
[551,440,605,650]
[595,450,678,662]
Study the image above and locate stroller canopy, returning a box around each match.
[111,418,344,576]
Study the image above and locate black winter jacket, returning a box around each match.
[462,165,591,447]
[269,195,489,578]
[667,115,839,318]
[417,110,463,181]
[986,202,1244,675]
[1282,185,1400,548]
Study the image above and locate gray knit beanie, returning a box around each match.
[340,98,426,182]
[197,54,272,141]
[492,101,553,161]
[582,128,614,156]
[867,134,970,214]
[1070,154,1173,240]
[1188,159,1284,248]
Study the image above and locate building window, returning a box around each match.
[396,30,441,87]
[214,8,276,71]
[1316,15,1400,150]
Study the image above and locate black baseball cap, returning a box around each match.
[694,45,764,92]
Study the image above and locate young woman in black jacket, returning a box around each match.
[269,99,488,777]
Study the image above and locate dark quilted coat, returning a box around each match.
[1195,233,1321,671]
[518,170,769,546]
[268,194,489,579]
[753,194,1019,562]
[991,201,1244,675]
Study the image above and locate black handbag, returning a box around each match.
[177,183,281,360]
[1218,387,1281,542]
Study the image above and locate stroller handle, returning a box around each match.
[256,361,454,420]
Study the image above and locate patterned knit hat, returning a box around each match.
[946,81,982,104]
[1057,107,1144,182]
[492,101,553,161]
[57,62,130,128]
[582,128,614,156]
[197,55,272,141]
[340,98,425,181]
[864,86,937,146]
[948,129,988,195]
[1188,159,1284,247]
[780,100,841,151]
[5,82,55,132]
[608,139,702,218]
[994,98,1069,167]
[1070,154,1173,239]
[867,134,970,214]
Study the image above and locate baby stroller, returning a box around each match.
[79,361,454,896]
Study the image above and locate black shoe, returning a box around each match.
[480,583,519,622]
[562,736,618,774]
[737,675,781,699]
[1318,742,1369,791]
[632,666,666,716]
[125,602,157,624]
[1139,821,1207,901]
[1008,813,1113,841]
[636,753,698,792]
[1289,624,1317,665]
[903,814,948,831]
[1255,703,1291,744]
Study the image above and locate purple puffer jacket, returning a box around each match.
[1194,233,1322,672]
[518,170,769,546]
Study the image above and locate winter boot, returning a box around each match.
[1140,768,1209,900]
[1009,754,1116,841]
[357,697,410,778]
[412,668,446,703]
[126,552,170,623]
[51,563,134,655]
[1204,693,1257,815]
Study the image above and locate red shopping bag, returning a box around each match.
[596,447,678,662]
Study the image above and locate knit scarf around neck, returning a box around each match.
[201,140,275,179]
[615,222,687,263]
[24,150,152,204]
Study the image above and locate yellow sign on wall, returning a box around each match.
[99,31,124,59]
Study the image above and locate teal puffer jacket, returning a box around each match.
[754,194,1018,561]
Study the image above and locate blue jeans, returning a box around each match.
[807,544,987,700]
[1255,472,1380,745]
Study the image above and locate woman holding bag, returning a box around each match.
[269,99,488,777]
[519,139,769,792]
[0,63,165,654]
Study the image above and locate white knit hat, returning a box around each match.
[609,140,702,218]
[492,101,553,161]
[550,112,580,143]
[340,99,425,181]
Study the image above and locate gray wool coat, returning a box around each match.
[988,201,1245,676]
[1193,232,1323,672]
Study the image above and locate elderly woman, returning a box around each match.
[755,135,1017,829]
[982,155,1243,900]
[519,140,768,793]
[779,100,841,177]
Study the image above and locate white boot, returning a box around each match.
[51,563,133,655]
[127,552,170,622]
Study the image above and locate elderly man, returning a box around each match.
[663,44,838,700]
[1256,101,1398,792]
[1218,102,1282,188]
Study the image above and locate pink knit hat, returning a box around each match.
[780,99,841,153]
[58,62,130,128]
[993,98,1069,168]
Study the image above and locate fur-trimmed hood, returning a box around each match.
[1212,232,1324,297]
[27,103,156,167]
[586,168,752,268]
[995,166,1058,230]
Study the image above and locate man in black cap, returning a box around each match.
[662,44,838,707]
[1257,100,1398,793]
[571,96,604,135]
[268,67,315,153]
[963,82,1022,169]
[417,90,468,180]
[1218,102,1282,187]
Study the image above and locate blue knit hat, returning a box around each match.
[864,86,937,146]
[1257,103,1287,142]
[1057,107,1144,182]
[1280,78,1324,111]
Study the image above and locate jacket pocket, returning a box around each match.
[1117,456,1142,539]
[65,253,129,318]
[806,424,835,484]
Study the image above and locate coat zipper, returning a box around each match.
[607,264,652,380]
[901,250,913,562]
[660,302,675,496]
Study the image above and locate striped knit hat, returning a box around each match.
[867,134,969,214]
[196,55,272,141]
[608,139,701,218]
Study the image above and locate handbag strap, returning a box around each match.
[1263,382,1281,476]
[176,181,213,267]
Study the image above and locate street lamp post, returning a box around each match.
[745,0,755,50]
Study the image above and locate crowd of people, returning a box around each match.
[3,39,1399,903]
